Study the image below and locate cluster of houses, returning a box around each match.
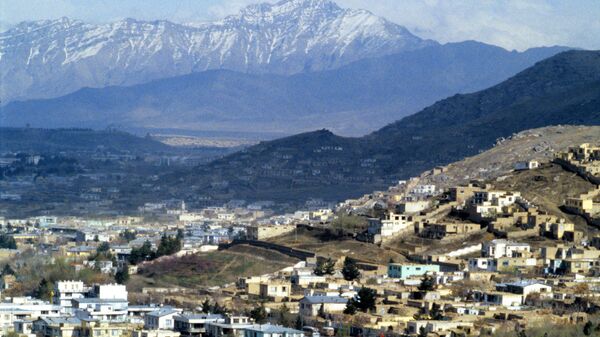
[0,280,305,337]
[1,143,600,336]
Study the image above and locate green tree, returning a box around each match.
[129,240,155,265]
[249,304,268,324]
[324,258,335,275]
[201,299,212,313]
[0,234,17,249]
[314,259,326,276]
[119,230,137,242]
[2,264,15,275]
[35,278,53,301]
[429,303,444,320]
[97,242,110,253]
[418,275,436,292]
[278,303,291,327]
[347,287,376,314]
[418,326,427,337]
[343,301,357,315]
[584,321,594,336]
[115,267,129,284]
[341,257,360,281]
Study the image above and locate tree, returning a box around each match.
[584,321,594,336]
[212,302,229,315]
[119,230,137,242]
[341,257,360,281]
[250,304,268,324]
[0,234,17,249]
[129,240,155,265]
[156,234,182,257]
[314,259,326,276]
[343,301,357,315]
[201,299,212,313]
[418,275,436,292]
[115,267,129,284]
[323,258,335,275]
[429,303,444,320]
[2,264,15,275]
[278,303,291,327]
[418,326,427,337]
[346,287,376,314]
[35,278,53,301]
[97,242,110,253]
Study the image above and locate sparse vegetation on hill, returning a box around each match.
[174,50,600,203]
[135,245,299,288]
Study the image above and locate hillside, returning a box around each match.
[419,125,600,189]
[0,42,569,136]
[0,128,175,154]
[172,50,600,203]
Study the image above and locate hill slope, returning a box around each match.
[0,42,569,135]
[0,128,175,154]
[172,50,600,203]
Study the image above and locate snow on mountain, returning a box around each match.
[0,0,435,102]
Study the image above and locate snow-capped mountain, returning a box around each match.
[0,0,434,102]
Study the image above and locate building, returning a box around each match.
[174,313,223,337]
[145,307,180,330]
[243,324,303,337]
[387,263,440,280]
[53,280,87,309]
[246,225,296,240]
[496,280,552,302]
[514,160,540,171]
[367,212,413,240]
[259,280,291,301]
[206,316,252,337]
[482,240,530,258]
[299,296,348,317]
[419,222,480,239]
[133,330,181,337]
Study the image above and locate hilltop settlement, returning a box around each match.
[0,141,599,337]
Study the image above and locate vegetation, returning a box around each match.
[314,258,335,276]
[418,275,436,292]
[0,235,17,249]
[344,287,377,314]
[249,304,268,324]
[115,267,130,284]
[341,257,361,281]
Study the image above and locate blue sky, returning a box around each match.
[1,0,599,51]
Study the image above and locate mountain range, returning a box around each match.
[0,0,433,103]
[167,50,600,202]
[0,41,569,135]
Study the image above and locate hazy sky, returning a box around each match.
[1,0,599,51]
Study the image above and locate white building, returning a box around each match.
[93,284,128,300]
[514,160,540,171]
[242,324,303,337]
[482,240,531,258]
[53,281,87,309]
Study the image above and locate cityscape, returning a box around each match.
[0,1,600,337]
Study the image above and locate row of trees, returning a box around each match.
[314,257,361,281]
[129,231,183,265]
